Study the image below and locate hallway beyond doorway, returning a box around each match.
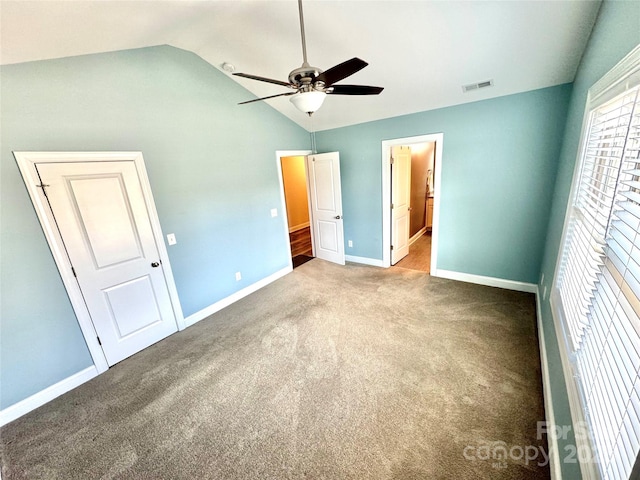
[290,226,312,257]
[394,233,432,273]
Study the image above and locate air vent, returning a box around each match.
[462,79,494,93]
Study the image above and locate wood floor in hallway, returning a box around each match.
[395,233,432,273]
[290,226,312,257]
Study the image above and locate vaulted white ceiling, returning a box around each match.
[0,0,601,131]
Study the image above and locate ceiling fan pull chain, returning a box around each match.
[309,115,317,154]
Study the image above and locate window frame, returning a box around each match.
[550,44,640,480]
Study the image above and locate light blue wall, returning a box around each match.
[538,1,640,478]
[316,84,572,284]
[0,46,309,409]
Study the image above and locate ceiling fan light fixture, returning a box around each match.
[290,90,326,114]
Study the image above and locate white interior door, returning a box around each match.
[391,145,411,264]
[36,161,178,366]
[307,152,345,265]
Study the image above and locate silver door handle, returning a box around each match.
[335,215,342,219]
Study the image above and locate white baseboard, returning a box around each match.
[433,269,538,293]
[0,366,98,427]
[0,267,294,426]
[184,266,292,328]
[536,288,562,480]
[345,255,385,267]
[288,222,310,233]
[409,227,427,246]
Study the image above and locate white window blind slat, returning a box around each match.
[603,345,626,421]
[612,317,639,381]
[625,263,640,301]
[621,180,640,189]
[620,189,640,205]
[610,221,636,248]
[616,201,640,225]
[621,421,636,469]
[626,405,640,452]
[630,389,640,440]
[609,326,634,395]
[613,209,640,233]
[617,282,640,338]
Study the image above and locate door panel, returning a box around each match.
[313,160,337,211]
[392,214,409,257]
[391,146,411,264]
[104,275,162,338]
[307,152,345,265]
[69,175,143,268]
[318,220,339,253]
[36,161,178,366]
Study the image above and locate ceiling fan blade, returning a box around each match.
[238,92,297,105]
[329,85,384,95]
[233,72,292,88]
[315,58,368,86]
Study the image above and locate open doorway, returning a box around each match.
[281,155,313,267]
[394,142,435,272]
[381,134,443,272]
[277,149,346,269]
[276,150,313,269]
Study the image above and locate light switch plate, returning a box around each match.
[270,208,278,218]
[167,233,177,245]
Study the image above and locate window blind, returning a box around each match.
[554,60,640,480]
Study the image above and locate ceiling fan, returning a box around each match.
[234,0,383,115]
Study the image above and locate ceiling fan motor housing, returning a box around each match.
[289,65,324,89]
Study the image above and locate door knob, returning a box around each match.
[334,215,342,219]
[151,262,160,268]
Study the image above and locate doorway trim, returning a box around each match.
[381,134,444,270]
[276,150,313,268]
[14,151,185,374]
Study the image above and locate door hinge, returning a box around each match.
[71,266,77,277]
[391,245,394,251]
[97,336,102,346]
[390,157,394,165]
[391,203,394,209]
[36,183,50,197]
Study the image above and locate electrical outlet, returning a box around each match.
[270,208,278,218]
[348,240,353,248]
[167,233,177,245]
[235,272,242,281]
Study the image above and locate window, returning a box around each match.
[552,45,640,480]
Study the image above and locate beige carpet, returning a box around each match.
[1,260,549,479]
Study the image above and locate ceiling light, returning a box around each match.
[290,90,326,115]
